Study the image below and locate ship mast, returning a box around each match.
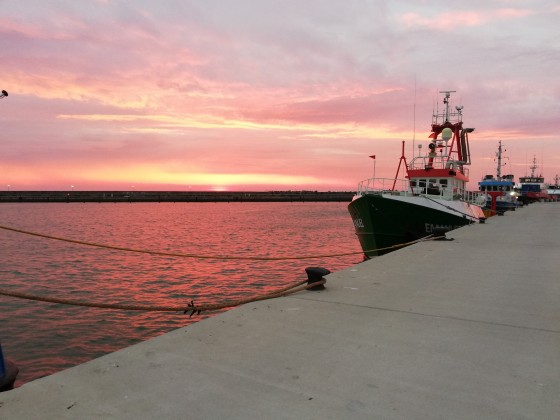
[495,140,506,179]
[429,90,473,171]
[440,90,456,122]
[529,156,538,178]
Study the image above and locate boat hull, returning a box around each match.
[483,197,520,216]
[348,193,484,257]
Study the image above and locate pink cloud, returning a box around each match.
[400,7,534,30]
[0,1,559,191]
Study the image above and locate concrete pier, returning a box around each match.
[1,203,559,419]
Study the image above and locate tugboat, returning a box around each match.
[348,90,486,258]
[478,141,520,216]
[518,157,550,204]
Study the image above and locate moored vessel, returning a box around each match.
[478,141,520,216]
[348,90,486,258]
[546,175,560,201]
[518,157,550,204]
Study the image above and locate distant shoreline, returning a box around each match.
[0,190,354,203]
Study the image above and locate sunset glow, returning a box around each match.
[1,1,559,191]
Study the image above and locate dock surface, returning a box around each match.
[1,203,559,419]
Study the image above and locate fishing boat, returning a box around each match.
[348,90,486,258]
[518,157,550,204]
[478,141,520,216]
[546,175,560,202]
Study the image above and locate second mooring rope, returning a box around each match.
[0,224,364,260]
[0,224,433,260]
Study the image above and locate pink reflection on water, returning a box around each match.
[0,202,361,386]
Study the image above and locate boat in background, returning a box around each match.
[478,140,521,217]
[348,90,486,258]
[547,175,560,201]
[518,157,551,204]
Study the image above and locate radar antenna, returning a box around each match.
[439,90,456,121]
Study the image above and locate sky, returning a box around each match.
[1,0,559,191]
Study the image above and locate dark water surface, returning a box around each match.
[0,202,361,386]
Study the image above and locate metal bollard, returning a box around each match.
[305,267,330,290]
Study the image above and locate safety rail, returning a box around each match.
[355,177,486,205]
[408,156,470,178]
[356,177,409,194]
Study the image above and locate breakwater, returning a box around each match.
[0,190,353,203]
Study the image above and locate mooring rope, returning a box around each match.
[0,224,440,315]
[0,224,431,260]
[0,279,326,316]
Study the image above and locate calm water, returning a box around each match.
[0,202,361,386]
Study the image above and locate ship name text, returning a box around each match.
[425,223,457,233]
[353,218,365,229]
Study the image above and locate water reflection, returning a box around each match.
[0,202,361,386]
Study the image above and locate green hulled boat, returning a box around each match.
[348,91,486,257]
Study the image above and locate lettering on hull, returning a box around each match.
[425,223,458,233]
[353,218,365,228]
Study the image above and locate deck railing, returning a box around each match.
[356,177,486,205]
[408,156,470,179]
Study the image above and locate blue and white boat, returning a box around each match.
[478,141,520,216]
